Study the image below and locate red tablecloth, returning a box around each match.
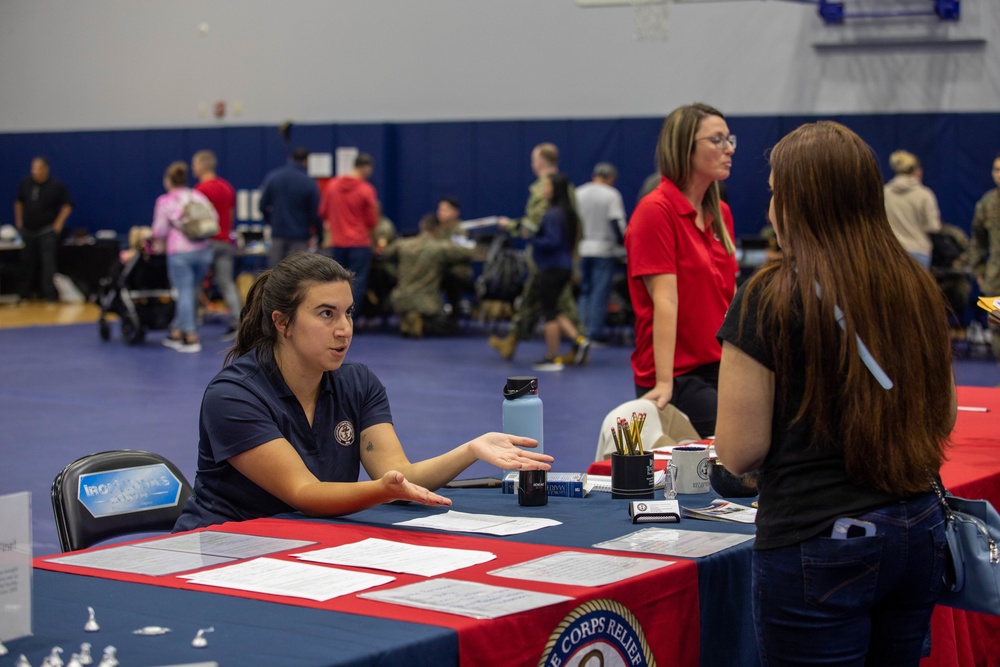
[37,517,701,667]
[924,386,1000,667]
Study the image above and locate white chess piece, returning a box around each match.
[78,643,93,666]
[66,655,84,667]
[15,655,32,667]
[0,639,8,656]
[44,647,64,667]
[98,646,117,667]
[191,626,215,648]
[84,607,99,632]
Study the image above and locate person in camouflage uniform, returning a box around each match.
[969,153,1000,361]
[382,214,477,338]
[488,143,583,362]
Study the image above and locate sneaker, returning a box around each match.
[161,336,184,350]
[175,341,202,353]
[573,338,592,366]
[532,357,565,372]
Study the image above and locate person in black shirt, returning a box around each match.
[14,157,72,301]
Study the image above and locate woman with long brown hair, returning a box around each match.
[625,103,738,436]
[714,121,956,665]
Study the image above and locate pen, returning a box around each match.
[957,406,990,413]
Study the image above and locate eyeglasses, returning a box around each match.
[696,134,737,150]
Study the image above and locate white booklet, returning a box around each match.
[681,499,757,524]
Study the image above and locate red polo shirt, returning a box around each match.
[195,176,236,242]
[625,177,738,387]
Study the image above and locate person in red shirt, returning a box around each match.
[624,103,739,437]
[320,153,379,312]
[192,150,240,339]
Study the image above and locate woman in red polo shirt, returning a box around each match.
[624,103,738,437]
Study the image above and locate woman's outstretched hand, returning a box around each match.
[380,470,452,506]
[466,432,554,470]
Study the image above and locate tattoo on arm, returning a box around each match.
[363,435,374,452]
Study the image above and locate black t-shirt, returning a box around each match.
[717,274,900,550]
[16,176,72,232]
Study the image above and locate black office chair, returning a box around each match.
[51,449,193,552]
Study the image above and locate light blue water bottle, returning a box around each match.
[502,376,543,453]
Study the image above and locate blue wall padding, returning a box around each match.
[1,113,997,242]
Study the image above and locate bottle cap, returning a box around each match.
[503,376,538,400]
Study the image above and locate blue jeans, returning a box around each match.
[578,256,618,340]
[167,248,213,336]
[332,246,372,312]
[752,492,947,667]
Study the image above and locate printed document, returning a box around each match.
[593,527,754,558]
[393,510,561,535]
[47,545,235,576]
[181,557,393,601]
[488,551,673,587]
[293,538,496,577]
[360,578,571,619]
[134,531,317,559]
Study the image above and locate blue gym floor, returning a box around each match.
[2,319,997,556]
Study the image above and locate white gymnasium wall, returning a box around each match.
[0,0,997,132]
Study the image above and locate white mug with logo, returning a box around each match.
[671,445,710,494]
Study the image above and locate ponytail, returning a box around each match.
[225,270,274,366]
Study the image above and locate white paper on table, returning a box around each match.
[359,578,571,619]
[488,551,673,587]
[47,545,235,576]
[292,538,496,577]
[180,557,393,602]
[135,531,317,559]
[393,510,561,536]
[592,527,754,559]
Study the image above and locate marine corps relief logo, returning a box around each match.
[539,599,655,667]
[334,420,355,446]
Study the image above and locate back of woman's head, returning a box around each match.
[226,253,354,366]
[889,150,920,175]
[751,121,952,494]
[165,161,188,188]
[769,121,889,260]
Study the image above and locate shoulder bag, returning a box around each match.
[931,477,1000,615]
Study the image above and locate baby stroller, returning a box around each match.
[97,252,176,345]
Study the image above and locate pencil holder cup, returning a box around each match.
[611,453,655,499]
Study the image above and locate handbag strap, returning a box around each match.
[930,476,954,521]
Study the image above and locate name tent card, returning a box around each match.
[0,492,32,642]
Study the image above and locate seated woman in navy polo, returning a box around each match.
[174,253,552,530]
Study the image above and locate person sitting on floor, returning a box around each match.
[382,213,478,337]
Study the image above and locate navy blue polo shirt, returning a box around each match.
[174,351,392,530]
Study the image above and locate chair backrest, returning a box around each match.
[595,399,702,461]
[51,449,193,552]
